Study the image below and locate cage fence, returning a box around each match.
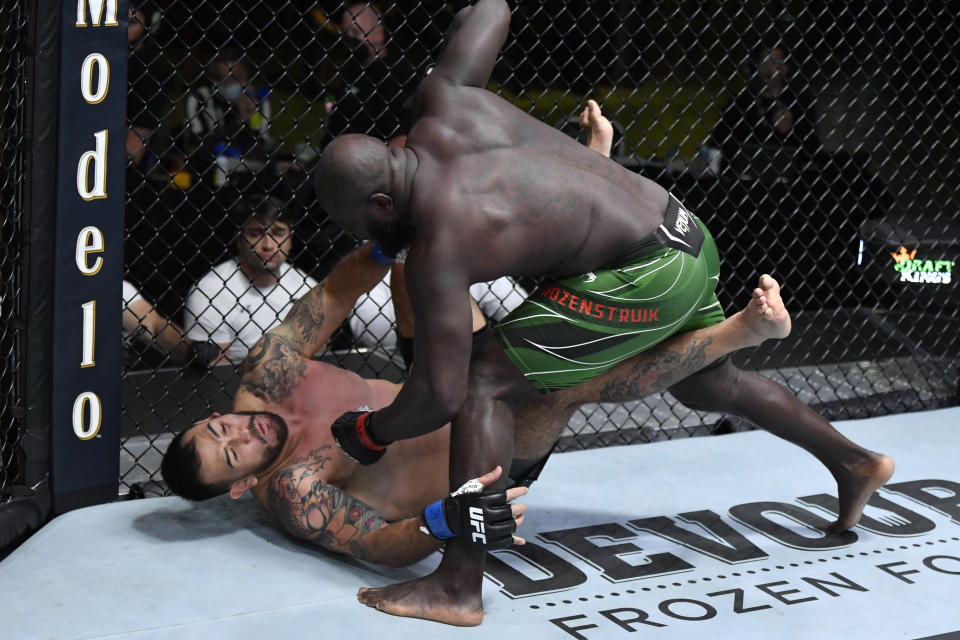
[5,1,958,500]
[0,0,29,500]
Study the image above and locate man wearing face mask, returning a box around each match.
[322,3,417,148]
[184,48,274,183]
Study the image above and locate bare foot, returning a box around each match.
[357,571,484,627]
[734,274,792,347]
[829,453,896,532]
[580,99,614,157]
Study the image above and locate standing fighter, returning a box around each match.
[315,0,894,625]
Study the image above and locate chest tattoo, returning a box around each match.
[267,446,386,556]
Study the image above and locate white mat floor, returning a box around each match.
[3,407,960,640]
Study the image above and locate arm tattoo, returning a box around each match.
[282,284,326,349]
[239,333,308,403]
[267,446,387,559]
[598,336,711,402]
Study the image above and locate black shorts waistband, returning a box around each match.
[606,194,686,266]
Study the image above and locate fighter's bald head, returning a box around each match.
[314,134,391,225]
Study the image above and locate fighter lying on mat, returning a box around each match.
[159,102,774,560]
[313,0,895,625]
[161,237,795,566]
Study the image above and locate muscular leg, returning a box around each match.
[358,336,539,626]
[519,275,893,532]
[513,274,791,459]
[668,359,893,531]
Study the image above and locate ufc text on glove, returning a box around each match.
[420,480,516,549]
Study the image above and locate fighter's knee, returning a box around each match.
[670,360,744,411]
[467,353,506,394]
[467,337,530,398]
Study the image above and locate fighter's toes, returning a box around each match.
[738,275,792,342]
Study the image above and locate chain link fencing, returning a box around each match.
[0,1,29,500]
[92,1,960,495]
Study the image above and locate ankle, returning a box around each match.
[728,309,764,349]
[831,449,878,477]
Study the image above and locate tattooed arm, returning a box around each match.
[236,244,388,401]
[266,447,442,567]
[268,243,388,359]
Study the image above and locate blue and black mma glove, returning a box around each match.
[419,477,517,549]
[370,242,409,267]
[370,242,395,267]
[331,408,389,465]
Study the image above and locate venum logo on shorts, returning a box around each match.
[655,199,704,257]
[674,205,692,235]
[890,246,954,284]
[540,287,660,324]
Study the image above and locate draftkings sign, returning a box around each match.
[50,0,126,512]
[890,246,955,285]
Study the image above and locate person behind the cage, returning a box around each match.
[183,48,274,184]
[711,41,820,172]
[183,196,317,364]
[126,1,165,178]
[321,3,417,149]
[123,279,219,370]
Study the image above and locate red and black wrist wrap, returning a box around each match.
[331,410,389,465]
[354,412,386,452]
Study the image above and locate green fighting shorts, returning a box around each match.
[494,194,725,391]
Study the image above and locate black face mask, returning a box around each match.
[343,35,369,64]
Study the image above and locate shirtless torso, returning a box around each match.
[239,359,450,524]
[406,87,669,282]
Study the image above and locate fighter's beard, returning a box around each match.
[235,411,289,475]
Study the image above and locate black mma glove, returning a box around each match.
[419,478,517,549]
[185,340,222,370]
[331,409,388,465]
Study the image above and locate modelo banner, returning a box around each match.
[51,0,127,513]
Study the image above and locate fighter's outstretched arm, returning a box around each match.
[237,244,387,402]
[426,0,511,89]
[249,243,388,364]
